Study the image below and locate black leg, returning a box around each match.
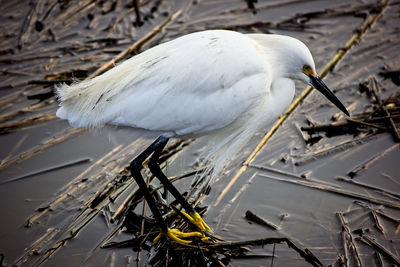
[147,137,196,214]
[129,136,170,233]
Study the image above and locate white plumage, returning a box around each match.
[56,30,345,180]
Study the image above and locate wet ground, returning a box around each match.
[0,0,399,266]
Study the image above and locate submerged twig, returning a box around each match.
[370,77,400,142]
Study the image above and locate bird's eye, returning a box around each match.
[302,65,315,76]
[303,65,311,72]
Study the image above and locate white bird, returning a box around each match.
[56,30,348,243]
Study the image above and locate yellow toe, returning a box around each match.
[181,211,212,232]
[153,228,207,244]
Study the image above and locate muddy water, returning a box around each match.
[0,0,399,266]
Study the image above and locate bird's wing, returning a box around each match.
[56,30,271,135]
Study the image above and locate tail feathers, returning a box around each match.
[55,79,109,128]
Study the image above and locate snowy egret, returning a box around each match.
[56,30,349,244]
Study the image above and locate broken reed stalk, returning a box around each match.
[250,163,341,188]
[336,176,400,200]
[0,157,91,185]
[337,213,362,267]
[245,210,278,230]
[374,251,384,267]
[353,200,400,224]
[214,0,389,206]
[300,117,388,136]
[258,173,400,210]
[370,209,384,234]
[357,235,400,266]
[294,134,378,166]
[347,143,399,178]
[16,0,38,49]
[341,226,350,267]
[370,77,400,141]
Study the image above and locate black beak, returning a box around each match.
[309,75,349,116]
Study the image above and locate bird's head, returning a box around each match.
[265,35,349,116]
[301,64,349,116]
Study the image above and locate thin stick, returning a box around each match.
[250,163,341,188]
[353,200,400,224]
[214,0,389,205]
[0,157,91,185]
[245,210,278,230]
[258,173,400,210]
[347,143,398,178]
[346,117,388,131]
[336,176,400,200]
[358,235,400,265]
[374,252,384,267]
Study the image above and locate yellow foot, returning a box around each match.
[181,211,212,232]
[154,228,208,244]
